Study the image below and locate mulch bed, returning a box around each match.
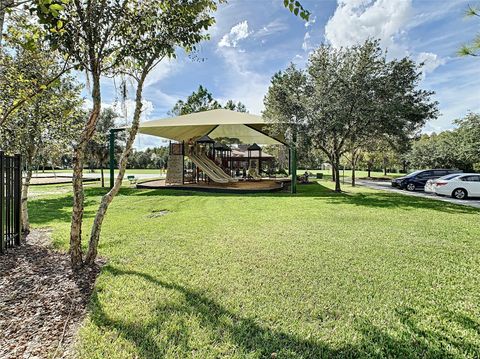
[0,229,103,359]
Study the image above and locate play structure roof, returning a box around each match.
[137,109,285,145]
[247,143,262,151]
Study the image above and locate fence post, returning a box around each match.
[14,154,21,245]
[0,151,4,254]
[5,156,10,248]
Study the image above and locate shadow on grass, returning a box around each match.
[28,182,477,228]
[28,194,98,226]
[122,182,478,215]
[87,266,479,358]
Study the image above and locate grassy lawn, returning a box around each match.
[38,168,166,175]
[28,181,480,358]
[38,168,404,179]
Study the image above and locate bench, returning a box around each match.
[127,175,137,184]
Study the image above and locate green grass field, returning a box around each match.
[38,168,404,179]
[28,181,480,358]
[38,168,166,175]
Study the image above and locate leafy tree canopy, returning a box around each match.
[264,39,438,192]
[169,85,247,116]
[458,4,480,57]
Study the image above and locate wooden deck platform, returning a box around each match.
[136,178,289,193]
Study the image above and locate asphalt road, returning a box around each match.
[357,180,480,209]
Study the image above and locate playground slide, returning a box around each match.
[197,152,238,182]
[188,153,229,184]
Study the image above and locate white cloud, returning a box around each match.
[145,59,178,87]
[216,47,270,114]
[302,32,312,51]
[255,19,288,39]
[416,52,445,75]
[111,99,154,127]
[218,20,251,48]
[305,15,316,28]
[324,0,413,55]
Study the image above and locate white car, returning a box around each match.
[433,173,480,199]
[425,173,462,193]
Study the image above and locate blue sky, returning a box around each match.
[98,0,480,149]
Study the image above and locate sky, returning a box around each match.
[97,0,480,149]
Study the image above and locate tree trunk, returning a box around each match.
[70,72,102,268]
[331,164,335,182]
[0,0,12,50]
[21,164,33,235]
[100,165,104,188]
[383,157,387,176]
[85,73,147,265]
[351,150,358,187]
[351,165,356,187]
[333,154,341,192]
[367,163,372,178]
[70,147,86,267]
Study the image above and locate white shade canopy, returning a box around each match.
[137,109,286,145]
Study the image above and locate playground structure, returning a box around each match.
[165,139,273,186]
[111,109,297,193]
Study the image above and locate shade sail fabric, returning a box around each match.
[137,109,285,145]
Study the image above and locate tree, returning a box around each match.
[282,0,310,21]
[0,14,73,124]
[0,27,83,233]
[454,112,480,168]
[263,64,310,175]
[459,4,480,57]
[169,85,221,116]
[127,147,169,169]
[84,0,218,266]
[224,99,247,113]
[35,0,152,267]
[265,40,438,192]
[169,85,247,116]
[407,113,480,171]
[85,108,121,187]
[0,0,68,49]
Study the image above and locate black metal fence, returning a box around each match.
[0,152,22,254]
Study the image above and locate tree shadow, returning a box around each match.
[355,307,480,358]
[28,194,98,226]
[27,181,478,229]
[90,266,343,358]
[86,266,480,358]
[118,182,478,215]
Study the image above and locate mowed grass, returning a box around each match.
[28,181,480,358]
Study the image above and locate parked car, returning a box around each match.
[425,173,463,193]
[391,169,462,191]
[433,173,480,199]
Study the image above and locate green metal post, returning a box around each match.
[290,146,297,194]
[109,129,115,189]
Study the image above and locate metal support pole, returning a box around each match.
[108,128,125,189]
[109,129,116,189]
[14,154,21,245]
[290,146,297,194]
[182,141,185,185]
[288,146,291,175]
[6,156,10,247]
[0,151,4,253]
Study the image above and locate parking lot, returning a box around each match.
[357,179,480,209]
